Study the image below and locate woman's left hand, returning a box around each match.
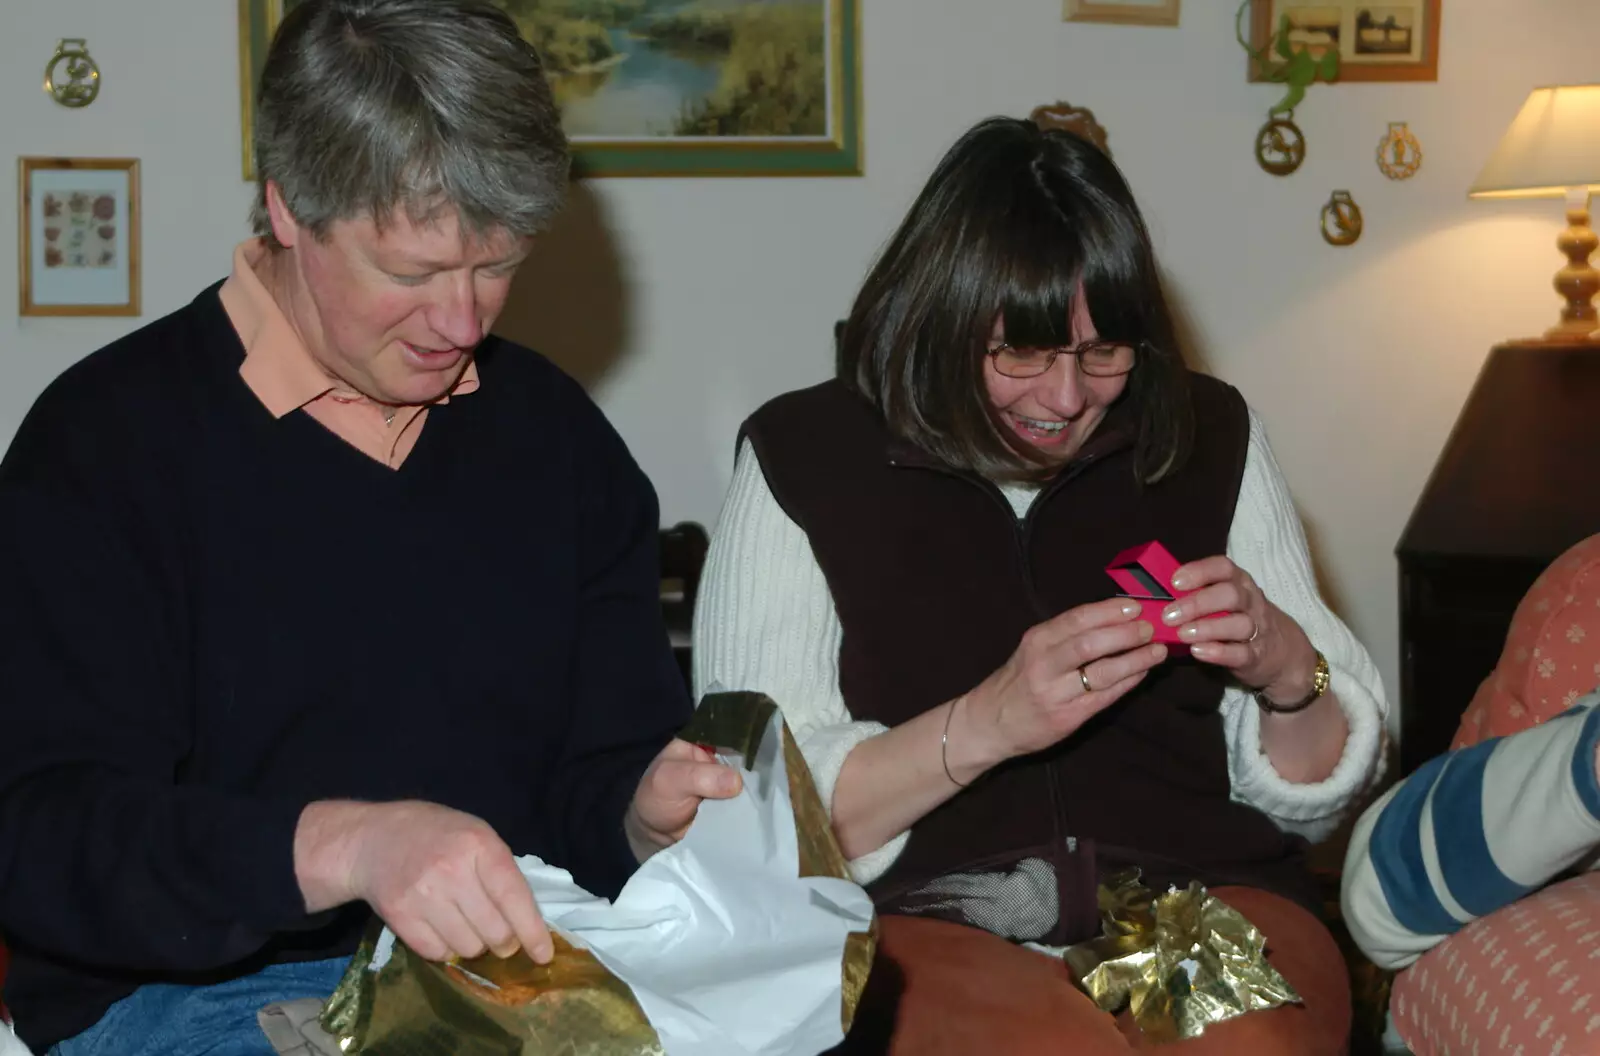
[1160,555,1319,705]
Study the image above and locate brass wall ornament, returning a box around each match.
[1255,116,1306,176]
[1237,0,1337,178]
[1320,191,1363,246]
[1377,121,1423,180]
[1030,101,1112,157]
[43,38,100,108]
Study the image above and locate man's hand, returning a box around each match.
[624,738,744,860]
[294,800,553,964]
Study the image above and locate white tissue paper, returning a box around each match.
[370,708,876,1056]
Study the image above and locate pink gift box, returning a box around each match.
[1105,540,1219,654]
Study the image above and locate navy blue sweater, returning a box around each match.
[0,283,691,1049]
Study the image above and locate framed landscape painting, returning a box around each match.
[239,0,862,179]
[1247,0,1441,82]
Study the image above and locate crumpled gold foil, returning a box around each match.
[319,691,877,1054]
[1062,868,1301,1043]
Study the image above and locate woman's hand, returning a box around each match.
[1160,555,1319,706]
[953,598,1168,774]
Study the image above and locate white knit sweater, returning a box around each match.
[692,406,1390,885]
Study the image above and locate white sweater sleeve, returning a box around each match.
[691,439,909,885]
[1220,408,1390,842]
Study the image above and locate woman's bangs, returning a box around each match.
[984,212,1085,349]
[1076,208,1160,345]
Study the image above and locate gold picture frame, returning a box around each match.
[1064,0,1181,26]
[18,157,141,318]
[238,0,863,180]
[1247,1,1441,82]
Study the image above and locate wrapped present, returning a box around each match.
[1062,868,1301,1043]
[320,691,878,1055]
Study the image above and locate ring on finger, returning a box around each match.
[1079,667,1094,693]
[1246,621,1260,643]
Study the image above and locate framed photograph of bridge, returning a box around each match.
[239,0,863,179]
[1246,0,1441,82]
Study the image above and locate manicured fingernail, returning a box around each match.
[1179,625,1198,640]
[1121,601,1141,617]
[1162,606,1182,624]
[1190,644,1212,659]
[1171,574,1192,590]
[1138,621,1154,640]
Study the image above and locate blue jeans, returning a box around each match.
[47,957,350,1056]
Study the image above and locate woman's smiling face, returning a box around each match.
[982,294,1131,464]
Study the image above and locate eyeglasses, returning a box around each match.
[986,339,1140,379]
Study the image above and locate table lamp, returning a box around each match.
[1468,84,1600,343]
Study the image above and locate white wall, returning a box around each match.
[3,1,1596,740]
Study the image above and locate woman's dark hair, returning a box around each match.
[838,116,1193,484]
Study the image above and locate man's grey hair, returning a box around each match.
[250,0,569,246]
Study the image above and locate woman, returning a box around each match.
[693,116,1387,1053]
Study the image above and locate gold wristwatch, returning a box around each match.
[1255,651,1330,714]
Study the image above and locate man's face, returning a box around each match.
[267,185,530,406]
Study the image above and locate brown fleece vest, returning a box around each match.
[740,376,1318,944]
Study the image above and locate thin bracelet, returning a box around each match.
[941,696,970,789]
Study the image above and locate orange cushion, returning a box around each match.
[830,889,1350,1055]
[1390,871,1600,1055]
[1451,534,1600,750]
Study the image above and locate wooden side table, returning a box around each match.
[1395,340,1600,775]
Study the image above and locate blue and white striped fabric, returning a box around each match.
[1340,687,1600,970]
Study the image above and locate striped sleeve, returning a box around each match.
[1340,689,1600,970]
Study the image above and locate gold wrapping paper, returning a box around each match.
[319,691,877,1054]
[1062,868,1301,1043]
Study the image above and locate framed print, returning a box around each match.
[238,0,862,179]
[1064,0,1181,26]
[18,157,140,318]
[1247,0,1440,82]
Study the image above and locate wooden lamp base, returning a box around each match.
[1547,189,1600,342]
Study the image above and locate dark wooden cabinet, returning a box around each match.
[1395,341,1600,775]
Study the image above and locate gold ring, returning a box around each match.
[1079,667,1093,693]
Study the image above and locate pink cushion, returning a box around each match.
[1390,872,1600,1055]
[1451,534,1600,751]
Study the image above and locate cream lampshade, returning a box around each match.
[1468,84,1600,342]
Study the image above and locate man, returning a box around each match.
[0,3,736,1053]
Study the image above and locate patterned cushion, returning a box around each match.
[1390,872,1600,1055]
[1451,534,1600,750]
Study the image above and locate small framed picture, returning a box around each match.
[1246,1,1441,82]
[17,157,141,317]
[1064,0,1181,26]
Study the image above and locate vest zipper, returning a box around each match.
[886,458,1100,617]
[888,452,1107,910]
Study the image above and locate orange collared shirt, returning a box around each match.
[217,238,479,469]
